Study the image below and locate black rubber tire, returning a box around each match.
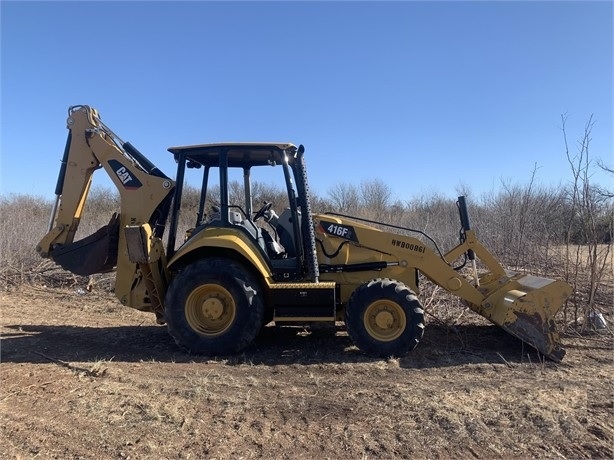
[164,258,265,355]
[345,278,425,358]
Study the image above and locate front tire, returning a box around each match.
[345,278,425,358]
[165,258,265,354]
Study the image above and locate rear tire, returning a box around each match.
[345,278,425,358]
[165,258,264,354]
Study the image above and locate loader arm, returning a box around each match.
[414,227,571,360]
[37,105,175,315]
[316,197,572,361]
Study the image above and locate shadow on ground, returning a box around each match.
[1,321,546,368]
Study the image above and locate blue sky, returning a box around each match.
[1,0,612,202]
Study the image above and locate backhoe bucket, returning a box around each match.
[50,214,119,276]
[474,272,572,361]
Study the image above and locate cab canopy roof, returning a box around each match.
[167,142,297,168]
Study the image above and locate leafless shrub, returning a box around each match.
[475,182,568,274]
[561,114,613,330]
[403,192,460,250]
[74,186,121,239]
[0,194,54,286]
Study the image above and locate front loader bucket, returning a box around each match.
[473,272,572,361]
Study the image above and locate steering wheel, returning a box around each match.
[253,201,273,221]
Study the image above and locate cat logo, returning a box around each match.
[108,159,142,190]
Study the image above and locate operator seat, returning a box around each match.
[275,208,300,258]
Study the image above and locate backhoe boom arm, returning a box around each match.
[37,105,175,314]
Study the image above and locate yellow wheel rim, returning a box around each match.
[185,284,236,336]
[364,300,406,342]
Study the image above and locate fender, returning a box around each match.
[168,226,273,282]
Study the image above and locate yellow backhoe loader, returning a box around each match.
[37,105,572,360]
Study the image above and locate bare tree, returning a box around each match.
[596,159,614,200]
[327,182,360,215]
[561,114,613,329]
[359,179,392,220]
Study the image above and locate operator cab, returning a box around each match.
[166,142,310,281]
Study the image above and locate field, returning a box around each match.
[1,187,612,458]
[1,283,612,459]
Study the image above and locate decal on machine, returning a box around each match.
[391,239,425,253]
[318,220,359,242]
[108,159,142,190]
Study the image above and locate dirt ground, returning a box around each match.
[1,284,612,459]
